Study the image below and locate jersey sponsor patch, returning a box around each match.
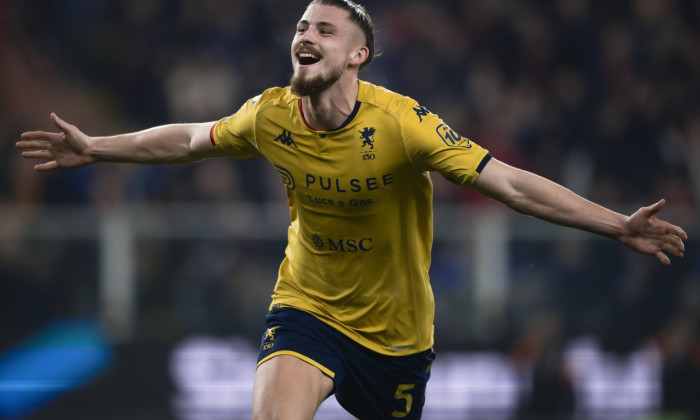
[436,123,471,148]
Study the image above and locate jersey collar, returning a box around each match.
[297,99,362,132]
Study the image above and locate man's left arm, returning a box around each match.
[472,157,688,265]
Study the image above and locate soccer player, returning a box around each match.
[16,0,688,419]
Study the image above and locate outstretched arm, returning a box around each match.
[472,158,688,265]
[16,113,224,170]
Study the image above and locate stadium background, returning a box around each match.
[0,0,699,418]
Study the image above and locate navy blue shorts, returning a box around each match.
[257,307,435,419]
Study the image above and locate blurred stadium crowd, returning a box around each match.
[2,0,700,205]
[1,0,699,418]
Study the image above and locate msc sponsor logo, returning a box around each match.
[437,123,471,148]
[273,164,295,190]
[311,234,374,252]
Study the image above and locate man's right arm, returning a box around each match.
[17,113,225,171]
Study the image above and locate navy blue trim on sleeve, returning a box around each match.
[476,153,493,174]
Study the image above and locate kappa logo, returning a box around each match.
[274,129,298,149]
[413,106,430,123]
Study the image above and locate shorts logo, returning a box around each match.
[262,326,279,350]
[273,164,295,190]
[437,123,471,148]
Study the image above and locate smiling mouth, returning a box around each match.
[297,52,321,66]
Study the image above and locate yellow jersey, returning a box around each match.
[211,80,491,355]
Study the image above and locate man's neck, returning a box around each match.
[301,77,359,131]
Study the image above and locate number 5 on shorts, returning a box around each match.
[391,384,415,418]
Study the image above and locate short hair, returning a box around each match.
[310,0,376,70]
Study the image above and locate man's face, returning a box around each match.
[290,4,365,96]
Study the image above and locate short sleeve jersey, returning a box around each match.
[212,81,491,355]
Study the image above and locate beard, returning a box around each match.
[290,63,345,97]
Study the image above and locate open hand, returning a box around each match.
[622,199,688,265]
[16,113,95,171]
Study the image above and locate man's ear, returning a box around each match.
[349,45,369,68]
